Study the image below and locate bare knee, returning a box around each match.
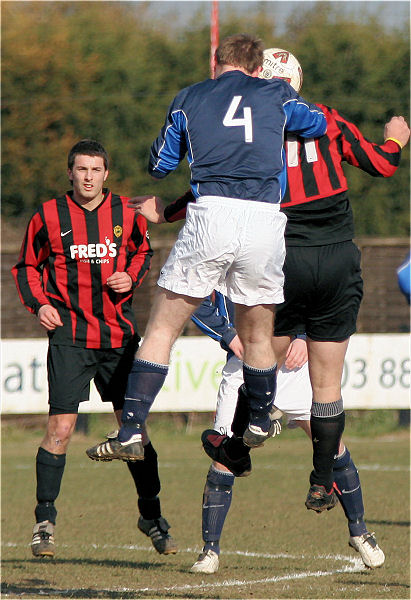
[42,414,77,454]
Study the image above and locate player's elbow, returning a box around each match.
[147,166,169,179]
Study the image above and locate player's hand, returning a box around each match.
[37,305,63,331]
[284,337,308,370]
[384,116,410,148]
[106,271,133,293]
[127,195,166,223]
[228,334,244,359]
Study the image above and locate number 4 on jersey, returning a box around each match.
[223,96,253,143]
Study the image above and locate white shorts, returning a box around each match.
[157,196,286,306]
[214,354,312,436]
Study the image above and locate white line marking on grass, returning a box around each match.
[129,567,364,594]
[2,541,365,595]
[114,555,365,595]
[357,464,409,471]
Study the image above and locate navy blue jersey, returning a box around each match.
[149,71,326,204]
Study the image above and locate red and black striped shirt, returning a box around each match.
[12,189,153,349]
[164,104,402,246]
[281,104,401,245]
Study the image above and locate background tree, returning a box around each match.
[2,1,409,237]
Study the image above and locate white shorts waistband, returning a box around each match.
[195,195,281,212]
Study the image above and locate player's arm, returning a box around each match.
[127,189,195,224]
[283,90,327,138]
[330,107,410,176]
[122,214,153,290]
[11,211,54,316]
[127,195,167,224]
[148,94,189,178]
[164,190,195,222]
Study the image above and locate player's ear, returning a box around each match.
[104,169,109,181]
[67,168,73,182]
[251,65,263,78]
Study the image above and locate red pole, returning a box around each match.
[210,0,219,78]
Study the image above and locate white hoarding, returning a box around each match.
[1,334,409,414]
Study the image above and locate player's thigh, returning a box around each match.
[307,241,363,341]
[214,355,244,436]
[47,345,97,415]
[143,288,201,346]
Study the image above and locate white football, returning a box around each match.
[260,48,303,93]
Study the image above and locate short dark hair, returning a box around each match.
[216,33,264,74]
[67,139,109,170]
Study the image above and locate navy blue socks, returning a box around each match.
[118,359,168,442]
[202,465,235,555]
[243,362,277,433]
[333,447,367,537]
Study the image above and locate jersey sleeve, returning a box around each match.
[148,93,189,178]
[11,210,52,315]
[326,106,402,176]
[191,296,237,351]
[164,189,195,222]
[126,215,153,288]
[283,91,327,138]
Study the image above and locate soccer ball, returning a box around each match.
[260,48,303,93]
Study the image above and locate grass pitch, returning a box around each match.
[1,414,410,599]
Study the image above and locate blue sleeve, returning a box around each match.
[283,95,327,138]
[148,95,189,178]
[191,295,237,351]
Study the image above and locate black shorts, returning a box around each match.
[47,337,138,415]
[274,241,363,342]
